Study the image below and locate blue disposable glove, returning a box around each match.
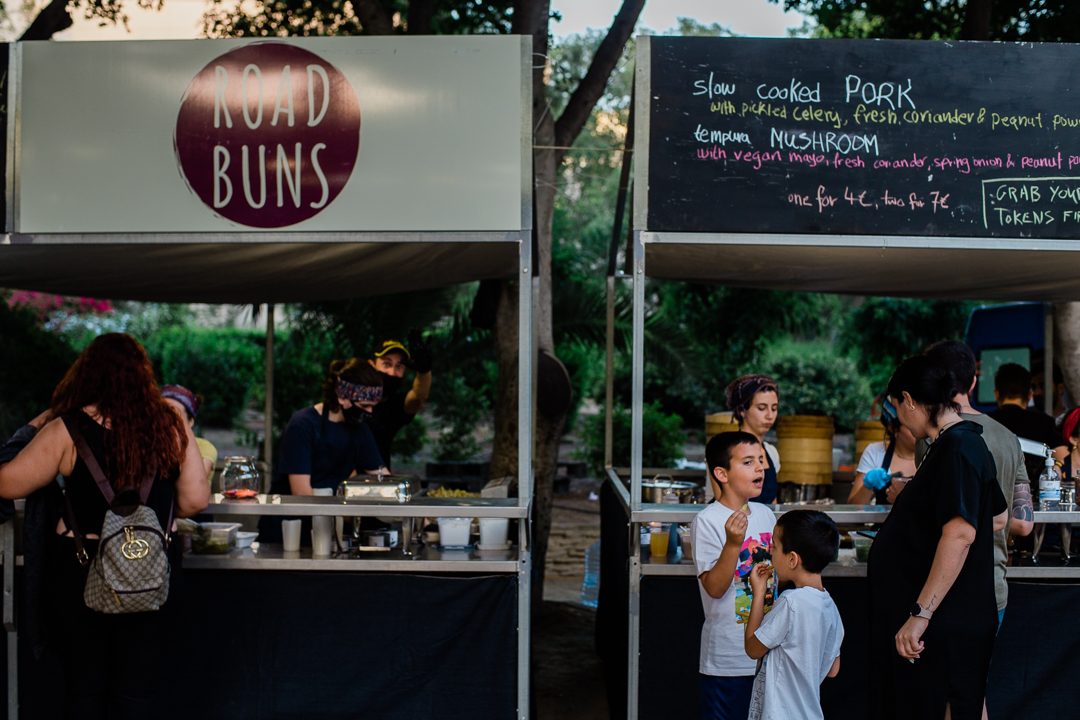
[864,467,892,491]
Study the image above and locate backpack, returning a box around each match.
[59,415,171,614]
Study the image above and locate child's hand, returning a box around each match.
[748,562,771,595]
[723,511,748,548]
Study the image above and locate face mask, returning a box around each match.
[380,375,403,396]
[343,406,373,425]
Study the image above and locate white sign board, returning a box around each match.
[14,37,529,234]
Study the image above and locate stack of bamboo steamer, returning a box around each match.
[776,415,834,486]
[854,420,887,463]
[705,411,740,441]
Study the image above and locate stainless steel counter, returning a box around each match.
[184,542,521,573]
[205,493,529,518]
[637,550,1080,579]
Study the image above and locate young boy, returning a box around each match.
[692,431,777,720]
[744,509,844,720]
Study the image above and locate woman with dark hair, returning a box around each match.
[868,354,1008,720]
[725,374,781,503]
[272,358,387,496]
[848,397,917,505]
[0,332,210,718]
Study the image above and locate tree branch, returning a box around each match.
[19,0,74,41]
[553,0,644,161]
[960,0,992,40]
[355,0,394,35]
[407,0,436,34]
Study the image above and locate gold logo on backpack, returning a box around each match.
[121,526,151,560]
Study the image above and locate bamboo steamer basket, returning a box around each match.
[775,415,834,486]
[705,411,740,441]
[854,420,887,463]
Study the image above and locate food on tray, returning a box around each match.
[428,486,480,498]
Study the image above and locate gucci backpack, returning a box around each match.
[60,415,171,614]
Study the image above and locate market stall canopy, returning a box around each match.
[0,237,519,303]
[642,234,1080,302]
[1,36,530,301]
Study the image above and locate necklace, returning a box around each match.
[893,450,915,461]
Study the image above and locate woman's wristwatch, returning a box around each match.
[910,602,933,620]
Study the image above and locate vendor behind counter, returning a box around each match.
[261,359,387,544]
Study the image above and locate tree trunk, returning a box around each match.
[1054,302,1080,409]
[960,0,992,41]
[19,0,73,41]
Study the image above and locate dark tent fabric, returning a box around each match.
[12,569,518,720]
[643,240,1080,301]
[0,237,519,303]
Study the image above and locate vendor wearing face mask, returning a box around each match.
[366,334,433,471]
[272,358,388,496]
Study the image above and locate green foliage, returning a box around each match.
[391,413,428,465]
[431,374,490,461]
[840,297,977,393]
[777,0,1080,42]
[268,326,339,445]
[0,302,76,437]
[202,0,513,39]
[144,327,263,427]
[579,400,685,477]
[748,338,873,432]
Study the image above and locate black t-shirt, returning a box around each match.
[988,404,1059,447]
[271,406,383,493]
[368,391,415,471]
[990,404,1059,483]
[867,421,1007,717]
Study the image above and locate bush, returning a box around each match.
[144,327,263,427]
[579,400,685,477]
[0,302,76,437]
[747,339,873,432]
[431,374,491,461]
[268,328,340,445]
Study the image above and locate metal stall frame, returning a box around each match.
[1,36,535,719]
[616,34,1080,720]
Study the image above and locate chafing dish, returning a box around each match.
[337,475,418,503]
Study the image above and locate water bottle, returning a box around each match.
[1039,456,1061,511]
[580,540,601,609]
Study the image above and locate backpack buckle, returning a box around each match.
[75,547,90,566]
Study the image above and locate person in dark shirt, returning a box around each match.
[272,358,386,495]
[367,334,433,471]
[989,362,1061,450]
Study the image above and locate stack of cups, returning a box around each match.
[311,488,335,557]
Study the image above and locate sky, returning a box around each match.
[56,0,809,42]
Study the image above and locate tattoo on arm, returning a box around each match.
[926,593,938,612]
[1013,482,1034,522]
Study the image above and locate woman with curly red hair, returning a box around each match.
[0,333,209,717]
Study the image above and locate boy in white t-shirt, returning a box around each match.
[744,509,844,720]
[691,431,777,720]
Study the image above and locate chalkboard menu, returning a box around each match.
[645,37,1080,239]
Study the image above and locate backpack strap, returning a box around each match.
[61,414,115,506]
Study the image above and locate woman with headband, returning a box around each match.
[725,374,781,504]
[848,396,917,505]
[272,358,387,497]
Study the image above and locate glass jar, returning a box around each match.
[221,456,261,499]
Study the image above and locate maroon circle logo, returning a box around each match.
[175,43,360,228]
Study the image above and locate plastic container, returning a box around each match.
[853,535,872,563]
[192,522,240,554]
[580,540,600,608]
[236,531,258,549]
[479,517,509,547]
[437,517,472,547]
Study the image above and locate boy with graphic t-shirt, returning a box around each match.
[691,431,777,720]
[744,510,844,720]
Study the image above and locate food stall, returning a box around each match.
[0,36,534,719]
[600,36,1080,719]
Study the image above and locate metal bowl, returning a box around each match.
[641,479,699,503]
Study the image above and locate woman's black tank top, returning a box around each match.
[62,411,177,534]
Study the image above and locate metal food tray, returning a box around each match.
[338,476,420,503]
